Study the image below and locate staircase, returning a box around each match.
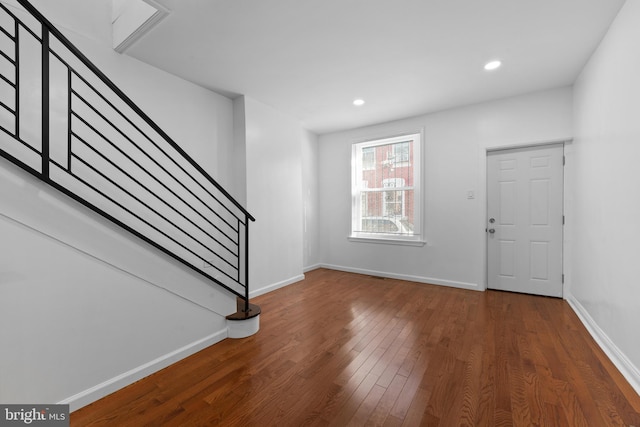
[0,1,259,325]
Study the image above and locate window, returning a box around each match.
[351,132,423,245]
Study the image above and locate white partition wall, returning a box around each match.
[570,0,640,394]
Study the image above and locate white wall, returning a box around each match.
[232,96,248,205]
[318,87,573,289]
[0,0,239,409]
[21,0,112,47]
[244,96,306,296]
[302,129,320,270]
[569,0,640,393]
[68,34,236,192]
[0,171,228,407]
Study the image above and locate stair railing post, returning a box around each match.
[244,214,250,313]
[41,25,49,179]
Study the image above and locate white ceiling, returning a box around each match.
[125,0,625,135]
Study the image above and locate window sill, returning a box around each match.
[348,235,426,247]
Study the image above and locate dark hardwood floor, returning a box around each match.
[71,268,640,426]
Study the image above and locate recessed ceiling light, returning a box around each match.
[353,99,365,106]
[484,60,502,71]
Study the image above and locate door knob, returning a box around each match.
[488,228,495,234]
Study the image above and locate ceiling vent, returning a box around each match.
[112,0,169,53]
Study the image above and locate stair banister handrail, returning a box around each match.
[17,0,255,223]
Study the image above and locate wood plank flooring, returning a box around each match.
[71,268,640,426]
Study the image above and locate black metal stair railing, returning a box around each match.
[0,0,256,312]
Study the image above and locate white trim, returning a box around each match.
[113,0,170,53]
[320,264,480,291]
[58,329,228,411]
[227,316,260,339]
[249,274,305,298]
[352,128,426,146]
[565,292,640,396]
[347,235,426,247]
[486,138,572,153]
[304,263,322,273]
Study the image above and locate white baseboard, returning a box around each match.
[319,264,480,291]
[59,329,228,411]
[566,292,640,396]
[303,263,322,273]
[250,274,306,298]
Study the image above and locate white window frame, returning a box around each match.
[349,132,424,246]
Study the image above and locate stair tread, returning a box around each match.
[226,300,261,321]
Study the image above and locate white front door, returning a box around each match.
[487,144,564,297]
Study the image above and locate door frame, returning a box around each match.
[480,139,573,296]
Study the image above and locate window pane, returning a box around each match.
[357,188,414,235]
[362,147,375,170]
[384,189,403,216]
[362,191,384,217]
[393,141,410,162]
[361,218,399,233]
